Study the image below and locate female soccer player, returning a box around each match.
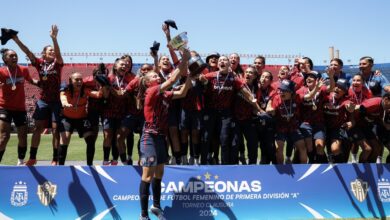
[347,74,373,163]
[0,49,39,164]
[58,72,106,165]
[199,56,261,165]
[138,49,191,220]
[266,79,307,164]
[12,25,63,165]
[296,71,334,163]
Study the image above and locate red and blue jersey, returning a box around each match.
[360,97,384,123]
[0,65,32,111]
[323,93,351,129]
[33,58,63,102]
[233,84,257,121]
[271,95,301,133]
[256,85,277,111]
[103,73,134,118]
[296,86,327,126]
[204,71,244,110]
[143,85,173,135]
[125,77,143,116]
[83,75,104,113]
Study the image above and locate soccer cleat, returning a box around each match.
[181,155,189,165]
[51,160,58,166]
[188,157,195,165]
[194,158,200,166]
[110,160,118,166]
[169,156,176,165]
[102,161,110,166]
[17,159,24,166]
[150,205,166,220]
[139,215,151,220]
[239,154,247,165]
[25,159,37,166]
[127,159,133,166]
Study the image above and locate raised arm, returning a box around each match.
[50,25,63,65]
[304,78,324,100]
[172,76,193,100]
[159,48,190,93]
[12,36,37,64]
[151,51,159,73]
[325,68,335,92]
[162,24,179,66]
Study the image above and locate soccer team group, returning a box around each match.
[1,24,390,167]
[1,22,390,219]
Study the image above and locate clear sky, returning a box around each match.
[2,0,390,66]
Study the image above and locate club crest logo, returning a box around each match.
[351,179,368,202]
[378,179,390,202]
[10,181,28,207]
[37,181,57,206]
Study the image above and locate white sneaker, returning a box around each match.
[194,158,200,166]
[102,161,110,166]
[17,159,24,166]
[169,156,176,165]
[139,215,150,220]
[150,205,166,220]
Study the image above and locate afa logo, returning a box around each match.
[10,181,28,207]
[378,179,390,202]
[37,181,57,206]
[351,179,368,202]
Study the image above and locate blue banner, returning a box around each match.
[1,164,390,219]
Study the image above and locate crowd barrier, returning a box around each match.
[1,164,390,219]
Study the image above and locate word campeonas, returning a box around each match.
[161,180,262,193]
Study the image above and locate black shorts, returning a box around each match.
[88,110,103,128]
[32,99,61,123]
[121,114,145,134]
[103,117,122,130]
[179,109,201,130]
[0,109,27,127]
[59,117,93,138]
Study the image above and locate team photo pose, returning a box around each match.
[58,72,106,165]
[0,49,39,164]
[267,79,307,164]
[296,70,334,163]
[199,56,261,165]
[12,25,63,165]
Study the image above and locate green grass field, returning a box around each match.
[2,133,141,165]
[2,133,389,165]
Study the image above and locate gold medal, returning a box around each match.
[11,85,16,90]
[42,76,48,81]
[312,105,317,111]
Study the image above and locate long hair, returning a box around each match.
[121,54,133,73]
[136,76,148,110]
[93,63,108,77]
